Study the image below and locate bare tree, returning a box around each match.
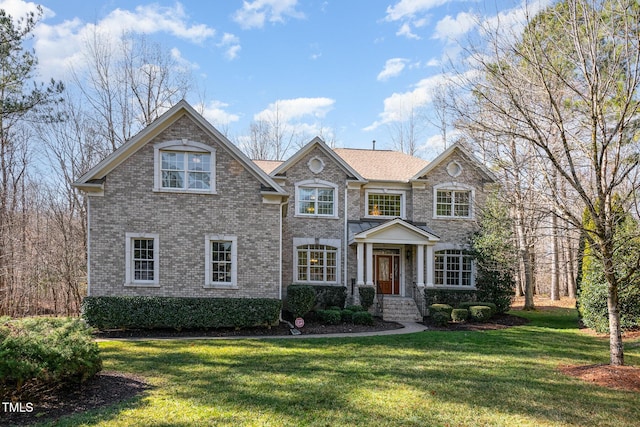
[454,0,640,365]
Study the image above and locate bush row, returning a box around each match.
[428,302,497,325]
[0,317,102,392]
[82,296,281,330]
[286,285,348,318]
[316,306,373,325]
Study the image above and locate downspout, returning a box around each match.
[86,196,91,297]
[344,185,348,300]
[279,199,287,321]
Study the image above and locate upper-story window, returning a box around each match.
[295,180,338,218]
[433,184,474,219]
[366,190,405,218]
[154,140,216,194]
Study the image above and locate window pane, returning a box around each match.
[211,240,233,283]
[133,239,155,281]
[188,153,210,172]
[188,172,211,190]
[162,171,184,188]
[436,191,452,216]
[296,245,337,283]
[368,194,401,216]
[161,152,183,170]
[454,191,470,217]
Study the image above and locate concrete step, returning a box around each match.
[381,297,423,322]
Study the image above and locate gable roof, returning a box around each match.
[74,100,287,195]
[349,218,440,245]
[269,137,367,182]
[334,148,429,182]
[253,159,283,174]
[411,142,497,182]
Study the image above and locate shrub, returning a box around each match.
[430,311,450,326]
[328,306,342,311]
[358,286,375,310]
[475,269,515,314]
[469,306,493,322]
[451,308,469,323]
[429,304,453,318]
[459,301,497,316]
[578,267,640,333]
[352,311,374,325]
[345,305,365,312]
[340,309,354,323]
[286,285,316,318]
[313,286,347,309]
[424,289,477,307]
[0,317,102,391]
[317,309,342,325]
[83,296,281,330]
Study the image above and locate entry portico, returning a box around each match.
[350,219,440,296]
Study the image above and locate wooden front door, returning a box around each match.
[376,255,400,295]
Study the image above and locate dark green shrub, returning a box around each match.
[578,267,640,333]
[352,311,374,325]
[313,286,347,309]
[345,305,365,312]
[83,296,281,329]
[286,285,316,318]
[328,306,342,311]
[430,311,450,326]
[469,306,493,322]
[317,309,342,325]
[451,308,469,323]
[358,286,375,310]
[459,301,497,316]
[475,269,515,314]
[0,317,102,391]
[341,309,354,323]
[429,304,453,318]
[424,289,477,307]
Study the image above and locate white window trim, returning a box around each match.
[153,140,216,194]
[205,234,238,289]
[364,189,406,219]
[433,246,476,289]
[293,237,341,284]
[294,179,339,219]
[433,183,475,220]
[125,232,160,287]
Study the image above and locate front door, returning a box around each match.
[375,255,400,295]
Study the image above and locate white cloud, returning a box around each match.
[385,0,449,22]
[365,73,462,131]
[432,11,477,41]
[218,33,241,60]
[0,0,54,19]
[27,3,217,80]
[483,0,553,38]
[201,100,240,126]
[254,97,334,123]
[377,58,408,81]
[233,0,305,30]
[396,23,420,40]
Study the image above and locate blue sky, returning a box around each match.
[1,0,551,159]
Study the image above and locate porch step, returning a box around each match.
[381,297,423,322]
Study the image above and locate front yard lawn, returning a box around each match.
[28,308,640,426]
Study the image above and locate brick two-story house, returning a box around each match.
[74,100,496,321]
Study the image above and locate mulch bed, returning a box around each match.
[558,364,640,392]
[422,313,531,330]
[1,371,151,427]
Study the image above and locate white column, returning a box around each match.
[356,242,365,285]
[416,244,425,287]
[426,245,434,287]
[365,243,374,286]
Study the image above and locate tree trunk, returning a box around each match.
[551,213,560,300]
[607,283,624,365]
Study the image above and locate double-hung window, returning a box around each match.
[154,140,216,194]
[434,184,473,219]
[295,180,338,218]
[125,233,159,286]
[296,244,338,283]
[366,191,404,218]
[205,235,238,288]
[434,250,474,287]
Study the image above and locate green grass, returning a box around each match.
[39,308,640,426]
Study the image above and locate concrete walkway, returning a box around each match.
[95,322,429,342]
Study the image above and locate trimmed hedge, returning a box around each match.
[286,285,316,318]
[352,311,374,325]
[469,306,493,322]
[424,289,477,308]
[0,317,102,391]
[358,286,375,310]
[429,304,453,318]
[313,286,347,309]
[451,308,469,323]
[459,301,497,316]
[317,309,342,325]
[82,296,281,330]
